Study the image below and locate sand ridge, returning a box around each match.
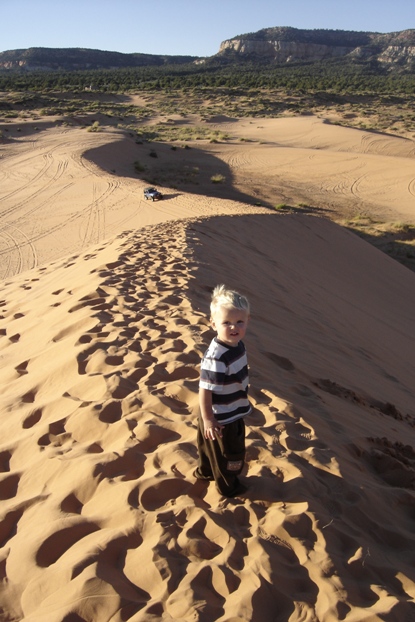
[0,211,415,620]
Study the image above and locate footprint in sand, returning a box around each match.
[0,507,24,547]
[279,420,326,452]
[22,408,42,429]
[35,522,100,567]
[76,333,93,344]
[0,450,12,473]
[86,442,103,454]
[0,473,20,500]
[178,524,223,560]
[139,478,192,512]
[146,362,198,386]
[135,423,181,454]
[21,389,36,403]
[93,447,146,482]
[60,493,84,514]
[37,418,71,448]
[98,399,122,423]
[15,360,29,376]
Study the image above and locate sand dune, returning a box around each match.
[201,116,415,220]
[1,115,415,280]
[0,213,415,621]
[1,115,415,621]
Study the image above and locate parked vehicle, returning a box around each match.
[144,187,163,201]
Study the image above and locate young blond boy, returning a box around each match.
[195,284,251,497]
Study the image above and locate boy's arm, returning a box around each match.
[199,387,224,440]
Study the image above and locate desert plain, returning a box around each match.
[0,95,415,621]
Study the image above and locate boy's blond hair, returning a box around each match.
[210,284,250,317]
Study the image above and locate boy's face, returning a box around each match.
[211,305,249,347]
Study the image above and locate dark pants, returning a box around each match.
[197,413,245,496]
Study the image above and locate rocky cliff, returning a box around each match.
[2,28,415,73]
[218,27,415,68]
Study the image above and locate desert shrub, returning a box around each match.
[211,174,225,184]
[391,222,414,233]
[87,121,100,132]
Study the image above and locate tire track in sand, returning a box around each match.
[0,145,71,213]
[79,180,118,249]
[0,225,38,279]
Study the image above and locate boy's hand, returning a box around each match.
[203,418,224,440]
[200,387,223,440]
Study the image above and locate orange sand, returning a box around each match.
[0,114,415,621]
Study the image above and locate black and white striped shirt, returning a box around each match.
[199,337,251,424]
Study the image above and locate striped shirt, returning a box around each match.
[199,337,251,424]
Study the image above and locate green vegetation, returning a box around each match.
[87,120,100,132]
[132,123,231,143]
[1,59,415,96]
[210,174,226,184]
[1,61,414,138]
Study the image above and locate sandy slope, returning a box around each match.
[0,119,256,280]
[0,116,415,621]
[1,115,415,280]
[193,116,415,220]
[0,213,415,621]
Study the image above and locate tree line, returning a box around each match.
[1,60,414,96]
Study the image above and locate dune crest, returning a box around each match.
[0,212,415,621]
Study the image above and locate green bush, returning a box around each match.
[211,174,226,184]
[87,120,100,132]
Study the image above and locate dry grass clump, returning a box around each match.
[127,123,231,144]
[210,173,226,184]
[339,215,415,271]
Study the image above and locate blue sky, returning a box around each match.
[1,0,414,57]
